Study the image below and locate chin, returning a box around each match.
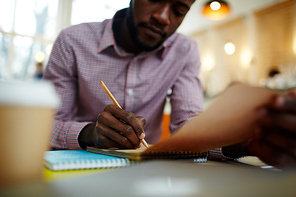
[136,38,164,51]
[141,41,158,49]
[139,43,161,51]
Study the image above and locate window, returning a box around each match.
[71,0,130,25]
[0,0,130,80]
[0,0,58,80]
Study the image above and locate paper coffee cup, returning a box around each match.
[0,80,59,188]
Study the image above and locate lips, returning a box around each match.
[142,25,166,38]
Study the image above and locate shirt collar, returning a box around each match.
[97,9,178,60]
[96,18,116,54]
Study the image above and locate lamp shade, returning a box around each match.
[202,0,231,20]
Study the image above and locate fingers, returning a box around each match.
[260,129,296,156]
[95,119,135,149]
[261,112,296,134]
[104,105,146,139]
[272,93,296,113]
[244,90,296,169]
[261,93,296,135]
[248,138,296,169]
[252,91,296,169]
[135,115,146,127]
[97,111,139,148]
[94,129,132,149]
[94,105,146,149]
[286,89,296,97]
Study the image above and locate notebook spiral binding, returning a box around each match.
[48,158,131,171]
[142,151,208,161]
[86,146,208,162]
[193,158,207,163]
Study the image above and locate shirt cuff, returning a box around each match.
[67,122,91,149]
[208,148,238,160]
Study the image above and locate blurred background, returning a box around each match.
[0,0,295,97]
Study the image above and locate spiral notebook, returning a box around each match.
[44,150,131,171]
[87,146,208,162]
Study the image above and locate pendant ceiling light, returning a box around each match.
[202,0,231,20]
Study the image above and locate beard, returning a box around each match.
[126,7,167,52]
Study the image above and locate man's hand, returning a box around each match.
[78,105,146,149]
[248,90,296,169]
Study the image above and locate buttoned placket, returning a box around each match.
[124,56,138,112]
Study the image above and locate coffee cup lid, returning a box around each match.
[0,80,60,108]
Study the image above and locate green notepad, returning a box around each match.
[44,150,132,171]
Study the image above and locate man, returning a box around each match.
[44,0,296,169]
[44,0,202,150]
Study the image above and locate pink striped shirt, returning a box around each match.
[44,12,203,150]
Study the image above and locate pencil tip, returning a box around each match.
[142,139,149,149]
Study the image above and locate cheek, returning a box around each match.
[133,1,152,24]
[166,19,184,35]
[133,10,150,25]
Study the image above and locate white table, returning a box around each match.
[1,159,296,197]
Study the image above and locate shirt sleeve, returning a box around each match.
[169,41,203,133]
[43,30,89,149]
[208,148,228,159]
[208,148,241,160]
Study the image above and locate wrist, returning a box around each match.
[222,142,252,159]
[78,123,96,149]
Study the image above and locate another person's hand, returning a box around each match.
[78,105,146,149]
[248,90,296,169]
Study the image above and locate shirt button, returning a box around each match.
[127,89,133,95]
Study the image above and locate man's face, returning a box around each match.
[127,0,195,51]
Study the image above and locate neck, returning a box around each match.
[113,15,141,55]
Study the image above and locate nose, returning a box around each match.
[152,4,170,26]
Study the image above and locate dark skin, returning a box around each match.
[117,0,195,54]
[79,105,146,149]
[248,91,296,169]
[223,91,296,169]
[78,0,195,149]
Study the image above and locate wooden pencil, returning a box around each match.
[100,81,149,149]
